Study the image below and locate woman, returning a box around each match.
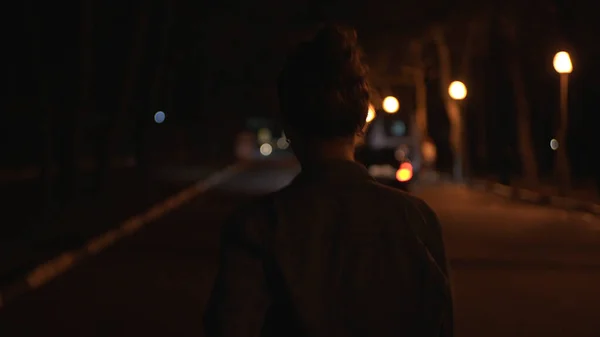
[204,24,453,337]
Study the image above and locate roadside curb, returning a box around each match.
[0,163,244,310]
[465,178,600,217]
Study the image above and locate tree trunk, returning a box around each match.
[56,117,76,205]
[26,1,53,222]
[54,1,94,204]
[78,0,94,192]
[459,17,487,177]
[408,40,430,170]
[432,27,463,181]
[134,1,173,173]
[410,40,428,140]
[97,2,149,190]
[500,17,539,188]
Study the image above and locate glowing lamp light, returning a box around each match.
[366,104,376,123]
[260,143,272,156]
[448,81,467,100]
[422,140,437,164]
[396,162,413,182]
[257,128,272,143]
[553,51,573,74]
[382,96,399,114]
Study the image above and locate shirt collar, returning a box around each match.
[292,159,375,185]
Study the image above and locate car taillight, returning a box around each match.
[396,162,413,182]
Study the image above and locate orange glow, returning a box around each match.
[366,104,376,122]
[553,51,573,74]
[396,162,413,182]
[383,96,399,113]
[448,81,467,100]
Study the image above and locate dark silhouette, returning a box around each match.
[204,24,453,337]
[96,2,149,191]
[499,145,514,186]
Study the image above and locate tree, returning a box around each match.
[97,2,150,190]
[459,13,492,176]
[408,40,428,144]
[52,0,95,204]
[134,0,173,173]
[431,25,463,180]
[26,1,53,222]
[55,0,93,204]
[78,0,94,187]
[498,15,540,187]
[427,8,498,180]
[465,16,492,175]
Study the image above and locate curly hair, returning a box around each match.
[277,24,371,139]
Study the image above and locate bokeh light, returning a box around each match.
[396,162,413,182]
[390,120,406,136]
[422,140,437,164]
[258,128,272,143]
[394,145,410,161]
[277,137,289,149]
[366,104,376,123]
[154,111,166,124]
[382,96,399,114]
[448,81,467,100]
[260,143,273,156]
[553,51,573,74]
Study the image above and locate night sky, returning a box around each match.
[2,0,599,177]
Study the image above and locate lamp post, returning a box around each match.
[552,51,572,196]
[448,81,468,181]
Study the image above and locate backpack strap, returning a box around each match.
[405,204,450,287]
[259,194,306,336]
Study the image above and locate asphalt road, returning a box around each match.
[414,183,600,337]
[0,165,221,288]
[1,161,599,337]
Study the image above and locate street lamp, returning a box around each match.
[382,96,399,114]
[448,81,467,100]
[448,81,468,181]
[553,51,573,74]
[553,51,572,196]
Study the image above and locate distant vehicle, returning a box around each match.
[356,110,421,191]
[235,117,291,161]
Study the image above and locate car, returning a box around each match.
[356,109,421,191]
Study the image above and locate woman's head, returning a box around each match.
[277,24,370,149]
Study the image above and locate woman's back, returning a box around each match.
[204,24,452,337]
[261,160,451,336]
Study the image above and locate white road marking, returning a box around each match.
[120,216,144,234]
[26,252,77,289]
[86,229,122,255]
